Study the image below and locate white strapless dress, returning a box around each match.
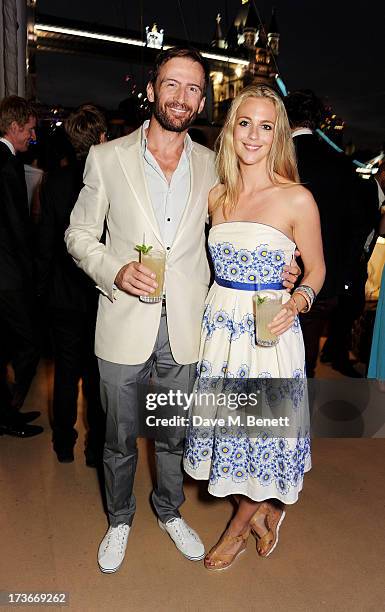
[183,222,311,504]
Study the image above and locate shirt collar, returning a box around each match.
[292,127,313,138]
[141,119,193,158]
[0,137,16,155]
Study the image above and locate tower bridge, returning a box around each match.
[29,1,281,124]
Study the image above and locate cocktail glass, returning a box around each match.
[140,249,165,303]
[254,292,283,347]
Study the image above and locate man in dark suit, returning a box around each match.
[285,90,363,377]
[0,96,42,436]
[36,105,107,463]
[322,172,380,372]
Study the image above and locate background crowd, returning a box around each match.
[0,91,384,456]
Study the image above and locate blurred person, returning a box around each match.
[21,142,44,215]
[320,171,380,375]
[375,162,385,219]
[28,128,76,227]
[368,264,385,388]
[36,104,107,464]
[284,89,357,377]
[0,96,42,437]
[365,164,385,298]
[43,125,75,173]
[368,164,385,385]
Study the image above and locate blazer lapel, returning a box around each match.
[115,135,163,245]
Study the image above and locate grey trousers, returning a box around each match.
[98,307,196,527]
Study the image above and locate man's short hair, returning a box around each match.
[150,46,209,94]
[284,89,325,131]
[0,96,37,135]
[64,104,107,158]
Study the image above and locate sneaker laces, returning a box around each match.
[104,524,129,554]
[167,518,196,542]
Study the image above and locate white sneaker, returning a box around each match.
[158,517,205,561]
[98,524,130,573]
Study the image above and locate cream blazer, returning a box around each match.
[65,127,217,365]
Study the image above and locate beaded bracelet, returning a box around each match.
[298,284,316,304]
[293,285,316,313]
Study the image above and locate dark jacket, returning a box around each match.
[36,160,97,311]
[293,133,362,299]
[349,173,380,266]
[0,141,34,290]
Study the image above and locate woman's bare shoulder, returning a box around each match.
[277,182,316,209]
[208,183,225,212]
[209,183,225,199]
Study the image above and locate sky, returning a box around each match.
[36,0,385,154]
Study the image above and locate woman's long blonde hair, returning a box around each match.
[214,85,299,217]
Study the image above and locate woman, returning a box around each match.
[183,85,325,570]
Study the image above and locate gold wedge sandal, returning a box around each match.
[250,502,286,558]
[204,527,251,571]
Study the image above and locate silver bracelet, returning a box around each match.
[292,290,311,313]
[293,285,316,312]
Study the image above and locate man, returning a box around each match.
[36,105,107,464]
[0,96,42,437]
[320,169,380,375]
[285,89,366,377]
[66,47,299,573]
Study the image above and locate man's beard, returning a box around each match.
[153,99,198,133]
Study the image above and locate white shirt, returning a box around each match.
[376,179,385,208]
[364,178,384,252]
[141,120,192,252]
[0,137,16,155]
[24,164,44,211]
[292,127,313,138]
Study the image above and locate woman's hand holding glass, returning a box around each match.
[268,293,307,336]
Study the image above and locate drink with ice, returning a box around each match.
[254,292,283,347]
[140,249,165,303]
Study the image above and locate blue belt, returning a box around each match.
[215,276,284,291]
